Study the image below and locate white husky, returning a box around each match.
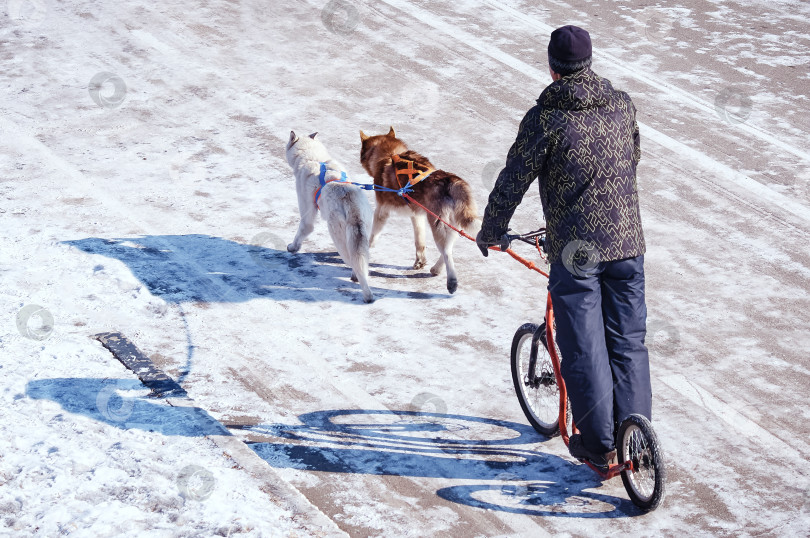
[285,131,374,303]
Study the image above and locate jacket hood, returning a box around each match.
[537,68,613,111]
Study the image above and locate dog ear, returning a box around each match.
[308,132,318,139]
[387,126,396,137]
[288,131,299,146]
[360,130,369,142]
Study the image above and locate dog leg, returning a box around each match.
[288,207,316,253]
[443,233,459,294]
[369,205,389,249]
[430,222,458,293]
[429,218,446,275]
[347,256,373,302]
[411,211,428,270]
[430,257,445,276]
[343,214,374,303]
[351,244,374,303]
[354,268,374,303]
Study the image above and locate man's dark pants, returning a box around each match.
[548,255,652,455]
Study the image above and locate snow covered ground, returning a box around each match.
[2,0,809,535]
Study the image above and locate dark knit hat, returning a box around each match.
[548,25,592,76]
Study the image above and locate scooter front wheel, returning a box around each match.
[510,323,559,437]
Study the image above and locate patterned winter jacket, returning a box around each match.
[480,68,645,265]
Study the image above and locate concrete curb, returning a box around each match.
[96,332,347,537]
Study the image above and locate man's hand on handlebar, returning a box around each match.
[475,230,511,257]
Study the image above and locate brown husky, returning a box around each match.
[359,127,479,294]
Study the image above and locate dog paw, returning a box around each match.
[447,278,458,294]
[287,243,300,253]
[363,294,375,304]
[430,264,444,276]
[351,273,359,282]
[413,259,427,270]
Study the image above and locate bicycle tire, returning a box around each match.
[510,323,560,437]
[618,414,666,511]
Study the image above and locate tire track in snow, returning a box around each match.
[483,1,810,164]
[660,374,809,461]
[373,0,810,228]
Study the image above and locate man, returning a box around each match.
[476,25,651,469]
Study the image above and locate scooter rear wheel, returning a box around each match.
[617,414,666,511]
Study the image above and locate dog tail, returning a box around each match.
[449,179,482,235]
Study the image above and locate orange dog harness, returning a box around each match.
[391,154,435,189]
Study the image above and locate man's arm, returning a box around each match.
[631,101,641,167]
[479,106,548,243]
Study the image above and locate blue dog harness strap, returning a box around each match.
[314,162,416,207]
[314,162,350,208]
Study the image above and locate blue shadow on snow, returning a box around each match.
[25,378,228,437]
[245,409,641,518]
[62,234,445,304]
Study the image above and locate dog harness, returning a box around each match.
[391,154,435,189]
[314,162,350,208]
